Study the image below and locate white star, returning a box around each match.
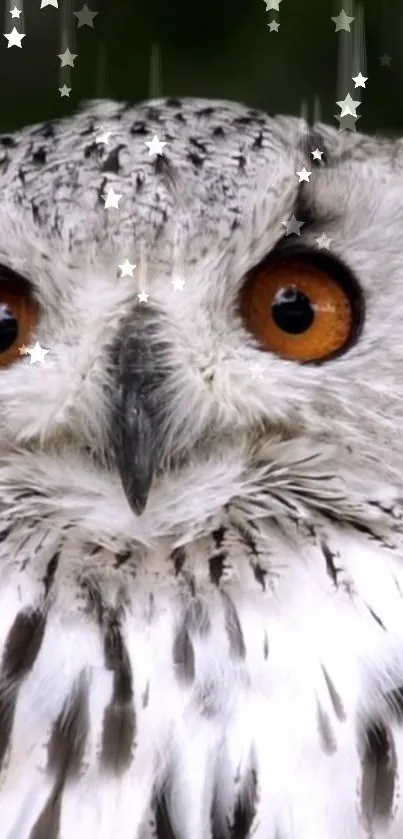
[336,93,361,118]
[57,47,77,67]
[137,290,149,303]
[10,6,22,18]
[296,166,312,183]
[4,27,25,47]
[145,135,166,156]
[281,214,305,237]
[102,188,122,209]
[352,72,368,88]
[315,233,333,249]
[250,362,265,380]
[26,341,50,365]
[311,148,324,161]
[334,113,361,132]
[264,0,282,9]
[58,85,71,97]
[18,344,29,356]
[331,9,354,32]
[268,20,280,31]
[73,3,98,27]
[118,259,136,277]
[94,126,112,145]
[40,0,58,7]
[171,277,185,291]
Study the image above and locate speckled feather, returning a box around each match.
[1,97,403,838]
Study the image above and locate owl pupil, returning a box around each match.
[272,286,315,334]
[0,304,18,352]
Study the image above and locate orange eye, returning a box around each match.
[0,268,38,368]
[240,252,362,363]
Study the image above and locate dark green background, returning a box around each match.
[0,0,402,134]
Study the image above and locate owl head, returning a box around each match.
[0,98,401,534]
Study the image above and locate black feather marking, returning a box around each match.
[113,549,132,568]
[172,623,195,685]
[155,791,178,839]
[170,546,187,575]
[212,526,226,547]
[385,687,403,723]
[0,524,11,542]
[252,563,267,592]
[221,591,246,660]
[366,604,386,631]
[0,609,46,768]
[28,790,62,839]
[29,673,89,839]
[316,701,337,754]
[47,672,89,779]
[321,665,346,721]
[209,551,226,586]
[42,552,60,598]
[229,767,259,838]
[142,681,150,708]
[321,541,342,587]
[101,144,125,173]
[360,721,397,826]
[101,611,136,773]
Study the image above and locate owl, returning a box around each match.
[0,94,403,839]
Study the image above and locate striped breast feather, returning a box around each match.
[1,518,403,838]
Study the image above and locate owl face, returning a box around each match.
[0,98,402,522]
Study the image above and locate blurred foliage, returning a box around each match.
[0,0,402,134]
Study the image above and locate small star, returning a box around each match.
[137,290,149,303]
[331,9,354,32]
[73,4,98,28]
[171,277,185,291]
[40,0,58,7]
[296,166,312,183]
[94,126,112,145]
[336,93,361,118]
[380,53,392,67]
[334,113,361,132]
[311,148,324,161]
[4,27,25,47]
[352,72,368,88]
[102,188,122,209]
[57,48,77,67]
[282,214,304,237]
[58,85,71,97]
[250,362,265,380]
[145,135,166,156]
[268,20,280,31]
[26,341,50,365]
[10,6,22,18]
[315,233,333,249]
[264,0,282,9]
[18,344,29,355]
[118,259,136,277]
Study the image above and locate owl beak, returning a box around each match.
[110,323,166,516]
[113,386,156,516]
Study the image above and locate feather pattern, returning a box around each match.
[0,445,403,838]
[1,96,403,838]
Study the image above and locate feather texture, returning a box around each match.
[1,96,403,837]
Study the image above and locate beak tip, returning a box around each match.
[131,494,148,516]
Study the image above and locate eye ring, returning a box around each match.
[240,246,364,364]
[0,266,38,368]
